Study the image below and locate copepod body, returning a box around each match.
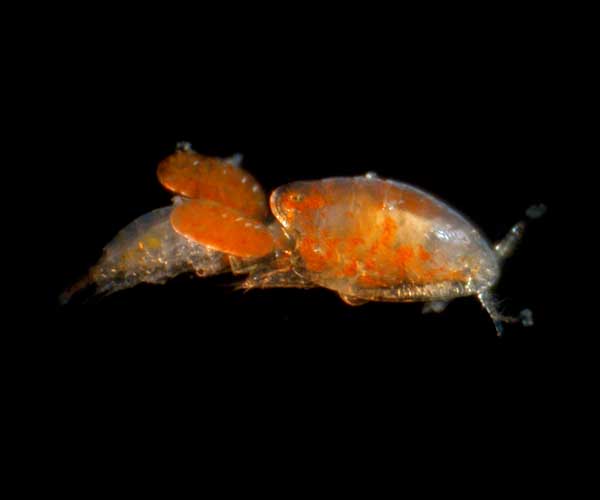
[253,175,544,334]
[268,176,499,301]
[63,143,544,336]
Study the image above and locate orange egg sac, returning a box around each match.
[157,144,268,221]
[170,198,276,259]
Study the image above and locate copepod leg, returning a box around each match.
[339,294,368,306]
[485,204,545,333]
[421,301,449,315]
[240,267,314,290]
[494,204,547,261]
[477,290,534,337]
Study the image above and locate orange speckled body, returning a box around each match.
[269,177,500,302]
[64,143,541,336]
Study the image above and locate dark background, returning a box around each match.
[11,11,583,484]
[44,63,557,334]
[26,17,567,432]
[43,82,557,361]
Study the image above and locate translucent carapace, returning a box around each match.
[268,176,499,298]
[245,175,543,334]
[62,144,544,336]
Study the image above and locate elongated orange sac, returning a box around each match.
[170,199,275,258]
[157,147,268,220]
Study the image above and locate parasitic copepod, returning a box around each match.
[62,143,544,336]
[247,175,545,335]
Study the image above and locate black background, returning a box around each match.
[42,75,558,375]
[24,15,570,457]
[44,57,557,341]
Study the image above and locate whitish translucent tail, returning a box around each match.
[59,205,228,304]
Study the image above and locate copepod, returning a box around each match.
[62,143,544,336]
[244,175,545,336]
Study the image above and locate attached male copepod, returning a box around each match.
[62,144,544,336]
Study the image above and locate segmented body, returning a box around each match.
[268,177,499,302]
[61,206,227,302]
[64,144,540,336]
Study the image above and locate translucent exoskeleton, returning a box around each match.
[62,143,544,336]
[249,175,545,335]
[59,205,228,303]
[60,143,272,303]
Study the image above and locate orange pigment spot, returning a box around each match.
[358,274,387,287]
[420,266,465,283]
[324,237,341,261]
[417,245,431,262]
[380,216,396,246]
[368,240,381,257]
[299,237,327,272]
[300,193,326,210]
[342,260,358,277]
[347,237,365,250]
[364,258,377,271]
[394,245,414,266]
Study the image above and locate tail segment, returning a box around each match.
[58,273,94,306]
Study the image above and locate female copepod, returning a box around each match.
[243,175,545,336]
[61,143,543,336]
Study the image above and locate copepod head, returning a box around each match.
[270,180,327,231]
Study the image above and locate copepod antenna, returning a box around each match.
[494,203,547,261]
[480,203,546,336]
